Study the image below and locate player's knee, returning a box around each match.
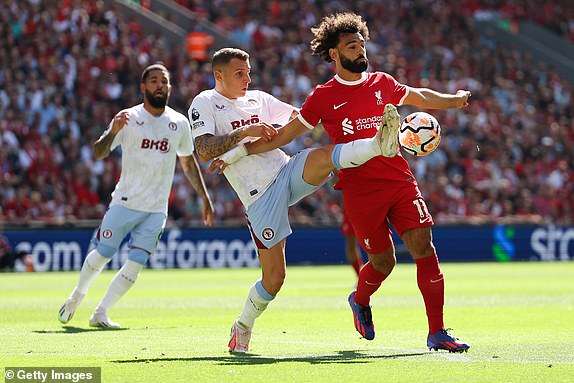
[402,227,435,257]
[96,243,118,259]
[127,248,150,265]
[265,272,285,295]
[410,239,436,258]
[370,249,396,274]
[304,147,335,185]
[380,257,396,275]
[310,146,335,170]
[322,146,337,168]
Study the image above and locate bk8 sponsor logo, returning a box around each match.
[141,138,169,153]
[231,115,259,130]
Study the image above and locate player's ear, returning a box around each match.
[140,83,145,93]
[214,69,223,82]
[329,47,337,62]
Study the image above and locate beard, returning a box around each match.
[340,53,368,73]
[145,89,168,108]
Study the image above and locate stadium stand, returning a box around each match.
[0,0,572,226]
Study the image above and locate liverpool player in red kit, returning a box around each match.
[303,12,469,352]
[213,13,470,352]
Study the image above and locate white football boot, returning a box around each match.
[89,312,121,329]
[58,291,85,324]
[377,103,401,158]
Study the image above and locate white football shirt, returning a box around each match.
[189,89,296,207]
[103,103,193,214]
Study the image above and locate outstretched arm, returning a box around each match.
[206,117,310,174]
[94,111,129,160]
[179,153,214,226]
[403,88,471,109]
[246,117,309,155]
[194,123,277,162]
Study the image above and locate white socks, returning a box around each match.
[73,249,111,295]
[331,137,380,169]
[238,280,274,329]
[94,260,143,315]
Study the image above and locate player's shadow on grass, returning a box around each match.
[34,326,129,334]
[113,350,429,365]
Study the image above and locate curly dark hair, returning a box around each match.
[310,12,369,63]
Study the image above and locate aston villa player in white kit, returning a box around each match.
[58,63,214,328]
[191,48,399,353]
[239,13,472,352]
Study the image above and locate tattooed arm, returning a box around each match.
[194,123,277,162]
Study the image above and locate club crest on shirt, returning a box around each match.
[168,122,177,131]
[374,90,383,105]
[261,228,274,241]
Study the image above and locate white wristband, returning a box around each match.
[219,144,248,164]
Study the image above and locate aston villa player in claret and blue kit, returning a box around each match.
[58,63,213,329]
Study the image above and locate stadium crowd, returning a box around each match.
[0,0,572,227]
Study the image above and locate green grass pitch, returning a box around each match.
[1,262,573,383]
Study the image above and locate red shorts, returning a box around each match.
[342,180,433,254]
[340,205,355,236]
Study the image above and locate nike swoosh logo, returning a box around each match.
[430,276,444,283]
[365,280,380,286]
[333,102,348,110]
[419,217,431,224]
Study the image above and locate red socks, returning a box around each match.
[354,261,388,306]
[354,254,445,334]
[415,254,445,334]
[350,258,364,276]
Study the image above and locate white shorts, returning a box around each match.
[245,149,331,249]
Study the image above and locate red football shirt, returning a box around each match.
[299,72,416,187]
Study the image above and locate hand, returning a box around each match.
[111,111,130,133]
[206,144,248,174]
[202,197,214,226]
[243,122,277,142]
[456,90,472,108]
[207,158,228,174]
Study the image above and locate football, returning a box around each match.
[398,112,441,156]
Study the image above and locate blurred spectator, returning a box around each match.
[0,228,33,271]
[0,0,572,226]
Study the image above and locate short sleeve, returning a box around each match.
[188,94,215,140]
[259,91,297,126]
[298,87,322,129]
[99,120,122,151]
[177,117,194,157]
[381,73,408,105]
